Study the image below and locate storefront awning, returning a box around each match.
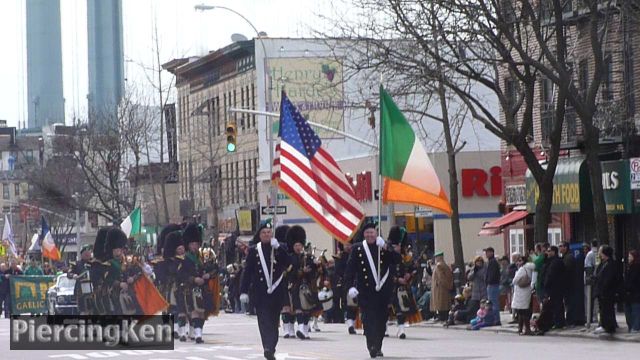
[526,157,587,213]
[478,210,528,236]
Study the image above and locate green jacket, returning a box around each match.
[25,266,44,276]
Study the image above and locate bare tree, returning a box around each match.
[320,0,576,250]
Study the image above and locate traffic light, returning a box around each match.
[226,123,237,152]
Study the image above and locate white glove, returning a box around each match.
[348,287,359,299]
[270,238,280,249]
[240,293,249,303]
[376,236,385,248]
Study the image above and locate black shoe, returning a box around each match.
[296,330,306,340]
[348,326,356,335]
[179,336,187,342]
[264,350,276,360]
[173,331,179,338]
[377,351,384,357]
[284,334,291,339]
[369,350,378,358]
[195,337,204,344]
[399,333,406,339]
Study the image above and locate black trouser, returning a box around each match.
[256,301,283,353]
[516,308,532,333]
[0,292,10,318]
[598,296,617,333]
[564,287,585,326]
[549,292,566,327]
[361,301,389,353]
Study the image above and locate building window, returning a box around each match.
[251,83,256,128]
[624,42,635,117]
[509,229,525,257]
[14,183,20,197]
[3,184,9,200]
[578,59,589,100]
[602,52,613,101]
[547,228,562,246]
[505,78,518,128]
[541,77,554,143]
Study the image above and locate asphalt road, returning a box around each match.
[1,313,635,360]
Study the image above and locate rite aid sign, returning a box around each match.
[461,166,503,197]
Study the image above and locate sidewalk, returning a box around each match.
[416,312,640,343]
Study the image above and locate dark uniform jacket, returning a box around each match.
[240,242,290,307]
[344,241,397,307]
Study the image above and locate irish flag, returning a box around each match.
[121,207,142,238]
[379,85,452,215]
[41,216,61,261]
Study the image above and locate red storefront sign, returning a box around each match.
[346,171,373,202]
[461,166,503,197]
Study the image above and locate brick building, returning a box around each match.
[497,1,640,257]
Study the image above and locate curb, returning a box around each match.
[416,322,640,343]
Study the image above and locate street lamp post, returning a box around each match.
[194,4,279,217]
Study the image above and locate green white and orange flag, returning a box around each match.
[379,85,452,215]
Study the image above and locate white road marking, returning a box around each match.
[49,355,88,360]
[214,356,244,360]
[85,352,120,358]
[186,357,210,360]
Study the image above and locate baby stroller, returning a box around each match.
[531,297,552,335]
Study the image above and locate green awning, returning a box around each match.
[525,157,587,213]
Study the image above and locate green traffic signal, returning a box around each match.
[226,123,237,152]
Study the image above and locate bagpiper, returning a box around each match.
[285,225,317,340]
[163,229,188,339]
[179,223,213,344]
[334,240,358,334]
[102,228,134,314]
[90,227,111,315]
[70,244,94,315]
[389,226,422,339]
[274,225,293,338]
[345,222,397,359]
[240,220,290,360]
[152,224,183,336]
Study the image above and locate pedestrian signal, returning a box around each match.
[226,123,237,152]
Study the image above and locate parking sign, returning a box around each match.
[631,158,640,190]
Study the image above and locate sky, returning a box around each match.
[0,0,335,128]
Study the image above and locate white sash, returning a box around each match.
[363,242,389,292]
[257,242,284,294]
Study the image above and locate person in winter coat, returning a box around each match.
[543,246,566,329]
[624,250,640,333]
[484,247,502,325]
[430,251,453,322]
[511,255,536,335]
[466,256,487,321]
[594,245,619,334]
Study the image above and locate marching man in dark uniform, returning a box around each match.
[179,223,211,344]
[345,222,397,358]
[286,225,317,340]
[240,220,290,360]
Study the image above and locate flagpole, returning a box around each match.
[377,81,384,287]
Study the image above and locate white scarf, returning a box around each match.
[363,242,389,292]
[257,242,284,294]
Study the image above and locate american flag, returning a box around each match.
[272,92,365,243]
